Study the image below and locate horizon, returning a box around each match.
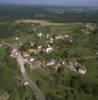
[0,0,98,7]
[0,4,98,8]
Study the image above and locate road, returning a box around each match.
[83,56,98,59]
[16,51,46,100]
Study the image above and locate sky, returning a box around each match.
[0,0,98,6]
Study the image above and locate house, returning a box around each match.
[15,37,20,41]
[53,63,61,70]
[47,44,51,48]
[69,39,73,43]
[78,67,86,74]
[29,48,41,54]
[62,60,83,73]
[37,33,43,37]
[37,45,43,53]
[46,60,56,67]
[22,52,30,58]
[46,34,50,39]
[44,47,54,53]
[28,49,36,53]
[30,42,34,47]
[29,58,35,62]
[0,44,3,47]
[48,37,54,44]
[85,24,91,28]
[96,52,98,55]
[24,82,29,86]
[65,34,69,38]
[10,48,19,58]
[37,45,43,49]
[85,24,96,32]
[33,28,37,32]
[55,35,64,40]
[86,31,90,35]
[81,29,85,33]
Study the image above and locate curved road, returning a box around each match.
[16,52,46,100]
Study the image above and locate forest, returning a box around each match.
[0,5,98,22]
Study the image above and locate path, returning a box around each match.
[16,51,46,100]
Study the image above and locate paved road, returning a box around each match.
[16,51,46,100]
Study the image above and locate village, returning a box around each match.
[9,23,96,75]
[0,20,98,100]
[0,2,98,99]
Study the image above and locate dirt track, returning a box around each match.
[15,19,66,26]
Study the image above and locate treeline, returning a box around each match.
[0,6,98,22]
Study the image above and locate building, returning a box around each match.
[24,82,29,86]
[0,44,3,47]
[37,33,43,37]
[46,34,50,39]
[30,42,34,47]
[29,58,35,62]
[10,48,19,58]
[78,67,86,74]
[65,34,69,38]
[53,63,61,70]
[44,47,54,53]
[46,60,56,67]
[48,37,54,44]
[15,37,20,41]
[22,52,30,58]
[96,52,98,55]
[55,35,64,40]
